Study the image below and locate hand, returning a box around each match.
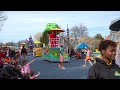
[37,72,40,75]
[33,59,36,61]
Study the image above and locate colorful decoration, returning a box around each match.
[44,23,60,34]
[26,35,34,50]
[44,23,64,48]
[42,23,70,62]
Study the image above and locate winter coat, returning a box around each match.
[87,58,120,79]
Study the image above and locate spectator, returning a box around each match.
[115,41,120,67]
[21,46,27,61]
[87,40,120,79]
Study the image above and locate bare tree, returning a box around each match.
[5,41,15,46]
[33,32,43,41]
[0,11,7,31]
[0,42,4,47]
[70,24,88,44]
[94,33,104,41]
[59,32,65,38]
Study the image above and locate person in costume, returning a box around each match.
[58,44,65,69]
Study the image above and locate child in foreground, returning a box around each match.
[20,59,40,79]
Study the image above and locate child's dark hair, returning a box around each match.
[22,60,27,66]
[5,56,9,59]
[99,40,117,52]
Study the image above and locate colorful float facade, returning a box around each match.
[33,40,42,57]
[42,23,70,62]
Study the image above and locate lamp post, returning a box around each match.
[67,24,69,54]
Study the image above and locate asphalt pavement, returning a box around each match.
[26,55,92,79]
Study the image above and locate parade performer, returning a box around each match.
[58,44,65,69]
[83,48,93,67]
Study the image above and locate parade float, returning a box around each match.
[33,40,42,57]
[19,35,34,55]
[26,35,34,50]
[26,35,34,55]
[42,23,70,62]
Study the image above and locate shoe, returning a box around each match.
[58,64,61,68]
[61,66,66,69]
[82,65,86,67]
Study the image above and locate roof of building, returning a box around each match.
[109,18,120,31]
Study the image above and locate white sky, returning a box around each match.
[0,11,120,43]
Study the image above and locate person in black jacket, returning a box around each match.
[87,40,120,79]
[21,46,27,61]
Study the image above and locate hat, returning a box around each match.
[116,40,119,43]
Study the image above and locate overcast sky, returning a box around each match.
[0,11,120,43]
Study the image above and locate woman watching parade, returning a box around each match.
[87,40,120,79]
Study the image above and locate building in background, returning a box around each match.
[110,31,120,41]
[109,18,120,42]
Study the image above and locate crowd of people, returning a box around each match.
[69,47,94,67]
[1,39,120,79]
[0,46,40,79]
[69,40,120,79]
